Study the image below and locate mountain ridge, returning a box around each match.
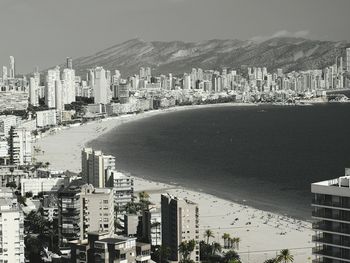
[61,37,350,77]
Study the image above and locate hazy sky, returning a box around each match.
[1,0,349,73]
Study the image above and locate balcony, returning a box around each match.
[313,246,350,262]
[313,235,350,248]
[313,199,350,211]
[313,222,350,236]
[312,210,350,223]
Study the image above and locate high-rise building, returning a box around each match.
[58,180,84,244]
[66,57,73,69]
[106,169,134,212]
[312,169,350,263]
[9,56,15,79]
[0,188,25,263]
[58,180,115,244]
[0,115,17,138]
[142,204,162,246]
[80,184,114,240]
[2,66,7,81]
[161,194,200,262]
[45,66,60,108]
[346,48,350,73]
[62,68,76,105]
[29,77,39,106]
[93,67,108,104]
[81,148,116,188]
[183,73,191,89]
[9,127,32,165]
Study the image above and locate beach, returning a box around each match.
[35,105,313,263]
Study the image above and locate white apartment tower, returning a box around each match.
[0,188,25,263]
[9,56,15,79]
[2,66,7,81]
[80,184,114,240]
[29,77,39,106]
[45,66,60,108]
[93,67,109,104]
[106,170,134,212]
[9,127,32,165]
[62,68,76,105]
[347,48,350,73]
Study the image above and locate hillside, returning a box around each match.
[69,37,350,77]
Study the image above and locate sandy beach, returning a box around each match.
[35,104,313,263]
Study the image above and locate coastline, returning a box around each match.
[35,103,313,263]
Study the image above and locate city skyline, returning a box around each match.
[1,0,350,73]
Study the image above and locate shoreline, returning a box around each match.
[35,103,313,263]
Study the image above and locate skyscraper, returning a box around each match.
[2,66,7,81]
[9,56,15,78]
[81,148,116,188]
[66,57,73,69]
[29,77,39,106]
[45,66,60,108]
[93,67,108,104]
[346,48,350,72]
[161,194,200,262]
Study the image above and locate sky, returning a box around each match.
[1,0,350,73]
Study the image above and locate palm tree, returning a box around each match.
[222,233,230,249]
[223,250,240,263]
[204,229,215,244]
[232,237,241,250]
[138,191,150,201]
[211,242,222,255]
[264,259,277,263]
[276,249,294,263]
[179,240,196,261]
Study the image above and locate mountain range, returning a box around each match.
[69,37,349,77]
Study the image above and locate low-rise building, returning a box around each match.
[0,166,28,187]
[69,232,151,263]
[21,177,69,196]
[36,109,57,127]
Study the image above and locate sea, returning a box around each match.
[88,103,350,220]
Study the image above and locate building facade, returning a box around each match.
[0,188,25,263]
[9,127,32,165]
[161,194,200,262]
[312,169,350,262]
[81,148,116,188]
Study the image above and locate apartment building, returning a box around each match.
[58,180,114,245]
[70,232,151,263]
[312,169,350,263]
[80,184,114,240]
[9,127,32,165]
[142,204,162,246]
[0,188,25,263]
[21,176,69,196]
[106,169,134,212]
[161,194,200,262]
[81,148,116,188]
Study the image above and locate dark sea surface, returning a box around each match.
[88,103,350,220]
